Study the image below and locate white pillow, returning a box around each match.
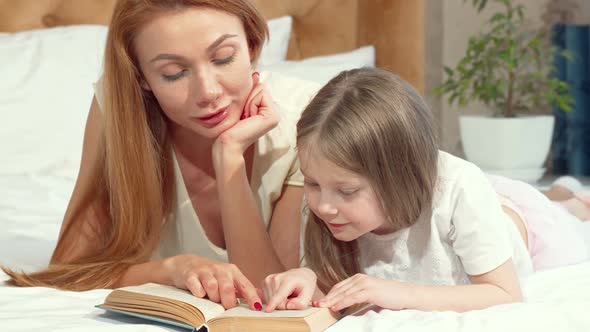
[257,46,375,85]
[0,25,107,176]
[260,71,321,116]
[259,16,292,65]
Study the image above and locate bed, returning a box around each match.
[1,0,590,331]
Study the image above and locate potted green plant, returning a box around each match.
[435,0,573,182]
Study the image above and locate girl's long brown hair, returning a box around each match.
[3,0,268,290]
[297,68,439,293]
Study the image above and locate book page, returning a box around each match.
[221,303,324,318]
[118,283,225,321]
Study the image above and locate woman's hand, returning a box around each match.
[213,72,279,157]
[316,274,411,312]
[163,254,262,310]
[262,268,318,312]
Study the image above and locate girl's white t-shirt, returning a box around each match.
[93,75,306,262]
[358,151,533,285]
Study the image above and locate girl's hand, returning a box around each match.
[213,72,279,156]
[262,268,317,312]
[317,274,411,312]
[163,254,262,310]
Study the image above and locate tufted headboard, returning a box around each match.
[0,0,424,90]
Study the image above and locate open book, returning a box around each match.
[96,283,339,332]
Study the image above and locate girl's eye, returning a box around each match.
[213,54,235,66]
[339,189,359,196]
[304,181,319,188]
[162,69,187,81]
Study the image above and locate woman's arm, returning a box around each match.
[212,75,303,286]
[268,186,304,269]
[214,150,297,285]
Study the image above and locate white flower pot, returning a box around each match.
[459,115,555,182]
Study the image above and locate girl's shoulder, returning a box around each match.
[436,150,485,186]
[433,151,494,210]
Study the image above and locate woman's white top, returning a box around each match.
[93,72,313,262]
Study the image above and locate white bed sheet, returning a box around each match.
[1,262,590,332]
[1,173,590,332]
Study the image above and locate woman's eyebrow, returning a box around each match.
[206,34,237,53]
[150,34,237,63]
[150,53,188,63]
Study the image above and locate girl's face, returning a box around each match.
[134,7,254,140]
[299,147,393,242]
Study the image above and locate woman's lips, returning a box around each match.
[197,106,229,127]
[327,222,348,228]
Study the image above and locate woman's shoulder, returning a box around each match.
[93,75,105,110]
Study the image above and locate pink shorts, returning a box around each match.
[486,175,590,271]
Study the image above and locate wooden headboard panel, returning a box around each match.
[0,0,424,90]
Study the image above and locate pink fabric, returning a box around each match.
[487,175,589,271]
[575,190,590,207]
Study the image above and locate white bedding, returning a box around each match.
[1,261,590,331]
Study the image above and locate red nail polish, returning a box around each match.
[254,302,262,311]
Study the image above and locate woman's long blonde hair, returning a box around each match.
[3,0,268,290]
[298,68,439,293]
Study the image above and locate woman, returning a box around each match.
[3,0,304,311]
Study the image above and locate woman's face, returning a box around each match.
[134,7,254,140]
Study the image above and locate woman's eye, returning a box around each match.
[162,69,187,81]
[213,54,235,66]
[304,181,319,188]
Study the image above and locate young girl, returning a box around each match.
[261,67,590,313]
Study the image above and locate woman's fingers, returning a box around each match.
[233,268,263,311]
[199,271,220,303]
[217,274,238,309]
[252,71,260,87]
[242,72,262,119]
[247,88,264,118]
[186,274,206,298]
[173,256,263,310]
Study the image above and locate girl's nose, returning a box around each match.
[317,195,338,218]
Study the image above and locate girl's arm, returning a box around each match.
[407,259,522,311]
[317,259,522,312]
